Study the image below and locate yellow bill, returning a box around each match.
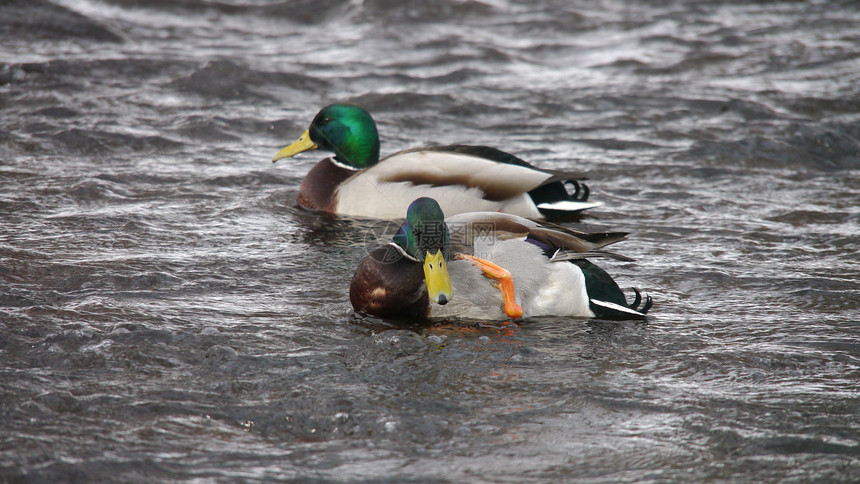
[423,249,453,305]
[272,129,318,162]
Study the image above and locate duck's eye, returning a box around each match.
[317,116,333,125]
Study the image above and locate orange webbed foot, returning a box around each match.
[454,253,524,319]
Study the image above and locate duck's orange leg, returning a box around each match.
[454,253,523,319]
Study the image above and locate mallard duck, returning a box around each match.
[349,197,652,321]
[273,103,600,220]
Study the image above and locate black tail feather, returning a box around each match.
[626,287,652,314]
[576,260,652,320]
[629,287,642,310]
[563,180,589,202]
[529,178,593,218]
[641,294,653,313]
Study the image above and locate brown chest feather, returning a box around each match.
[349,246,429,320]
[297,158,355,212]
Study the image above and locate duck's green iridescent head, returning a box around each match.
[272,103,380,169]
[393,197,453,306]
[393,197,450,259]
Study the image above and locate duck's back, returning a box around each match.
[334,149,555,219]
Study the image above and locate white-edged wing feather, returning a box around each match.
[589,299,647,318]
[537,200,603,211]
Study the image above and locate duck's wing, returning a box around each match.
[412,145,602,219]
[410,145,588,179]
[445,211,628,255]
[359,146,553,201]
[335,145,599,219]
[418,146,600,217]
[550,249,635,263]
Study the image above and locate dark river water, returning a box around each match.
[2,0,859,482]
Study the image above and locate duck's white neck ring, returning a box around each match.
[386,242,420,263]
[331,158,361,171]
